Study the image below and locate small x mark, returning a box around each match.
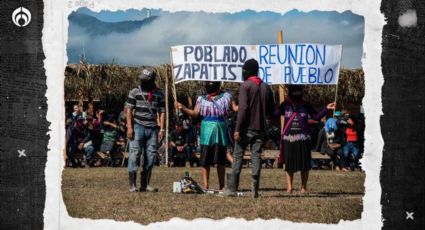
[18,149,26,157]
[406,211,414,220]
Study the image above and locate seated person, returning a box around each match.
[325,111,341,134]
[169,122,191,167]
[265,119,280,149]
[70,104,81,122]
[65,118,77,167]
[67,116,95,167]
[316,114,344,171]
[340,113,362,171]
[184,120,199,167]
[100,114,124,166]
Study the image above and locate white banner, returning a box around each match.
[171,44,342,85]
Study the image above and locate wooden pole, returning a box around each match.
[168,48,179,166]
[332,78,340,119]
[169,49,178,108]
[162,66,170,167]
[332,47,343,119]
[277,31,285,130]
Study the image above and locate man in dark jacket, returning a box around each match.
[66,116,95,168]
[225,59,275,198]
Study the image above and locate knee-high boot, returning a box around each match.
[251,175,260,198]
[128,172,137,192]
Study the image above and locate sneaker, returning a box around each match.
[140,185,158,192]
[129,185,137,192]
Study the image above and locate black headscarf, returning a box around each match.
[287,85,304,102]
[242,59,259,81]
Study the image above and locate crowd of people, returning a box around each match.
[65,59,364,197]
[65,104,128,168]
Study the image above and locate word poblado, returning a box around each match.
[173,45,247,81]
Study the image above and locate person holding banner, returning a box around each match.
[177,81,236,190]
[275,85,336,193]
[225,59,275,198]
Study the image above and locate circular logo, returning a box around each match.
[12,7,31,27]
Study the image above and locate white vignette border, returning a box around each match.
[42,0,385,229]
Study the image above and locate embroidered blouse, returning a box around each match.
[196,91,232,118]
[274,100,328,136]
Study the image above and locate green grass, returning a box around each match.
[62,167,364,224]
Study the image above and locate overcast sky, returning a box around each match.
[67,8,364,68]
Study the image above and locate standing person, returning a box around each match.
[177,81,236,190]
[126,68,165,192]
[275,85,335,193]
[224,59,275,198]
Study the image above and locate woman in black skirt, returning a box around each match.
[275,85,335,193]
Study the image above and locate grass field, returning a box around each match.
[62,167,365,225]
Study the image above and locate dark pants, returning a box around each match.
[228,130,264,192]
[315,128,326,152]
[325,146,343,168]
[67,142,94,166]
[66,142,77,167]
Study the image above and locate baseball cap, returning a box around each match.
[138,67,156,81]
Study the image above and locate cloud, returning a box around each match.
[341,20,350,25]
[67,10,364,68]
